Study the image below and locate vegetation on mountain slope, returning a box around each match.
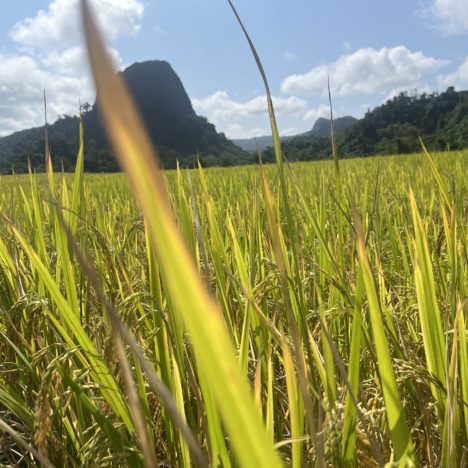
[263,87,468,162]
[0,61,248,173]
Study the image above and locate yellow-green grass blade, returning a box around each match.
[0,385,34,429]
[0,232,17,297]
[410,190,447,417]
[40,144,80,320]
[58,195,210,465]
[254,357,263,416]
[354,212,414,463]
[8,224,134,433]
[341,268,364,466]
[282,336,304,468]
[144,224,173,390]
[51,206,80,319]
[59,368,127,452]
[317,289,336,406]
[113,332,157,468]
[259,158,321,463]
[80,2,282,466]
[27,167,48,265]
[171,352,191,468]
[196,367,231,467]
[266,349,275,440]
[54,204,209,468]
[226,0,307,335]
[419,139,451,208]
[457,300,468,442]
[70,112,85,235]
[308,331,327,393]
[441,305,460,467]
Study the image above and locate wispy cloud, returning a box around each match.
[192,91,313,138]
[419,0,468,35]
[192,91,308,120]
[0,53,91,135]
[303,104,330,123]
[0,0,145,135]
[281,46,447,97]
[438,55,468,87]
[10,0,144,48]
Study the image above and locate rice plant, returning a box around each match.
[0,0,467,466]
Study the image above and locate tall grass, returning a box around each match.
[0,1,467,466]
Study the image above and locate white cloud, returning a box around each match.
[38,45,122,76]
[420,0,468,35]
[39,47,88,76]
[438,56,468,87]
[223,124,300,140]
[281,127,300,136]
[10,0,144,49]
[284,52,296,61]
[225,124,270,139]
[303,104,330,123]
[0,53,92,136]
[192,91,309,121]
[281,46,446,97]
[192,92,314,138]
[0,0,144,136]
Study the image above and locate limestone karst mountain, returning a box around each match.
[0,60,248,172]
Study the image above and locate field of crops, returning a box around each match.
[0,145,467,466]
[0,2,467,466]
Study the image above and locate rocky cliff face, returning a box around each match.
[0,60,247,172]
[84,60,247,166]
[309,116,358,136]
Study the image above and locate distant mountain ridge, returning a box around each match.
[340,87,468,155]
[0,60,248,173]
[261,87,468,163]
[231,135,292,152]
[232,116,358,152]
[1,64,467,173]
[309,116,358,136]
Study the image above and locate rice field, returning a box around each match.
[0,146,467,467]
[1,1,468,467]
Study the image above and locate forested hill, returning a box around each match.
[0,61,248,173]
[342,87,468,155]
[263,87,468,162]
[309,116,358,136]
[1,79,467,172]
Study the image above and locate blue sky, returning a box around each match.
[1,0,468,138]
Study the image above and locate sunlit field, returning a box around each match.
[0,1,467,466]
[0,148,467,466]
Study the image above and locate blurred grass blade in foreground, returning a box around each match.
[80,1,282,466]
